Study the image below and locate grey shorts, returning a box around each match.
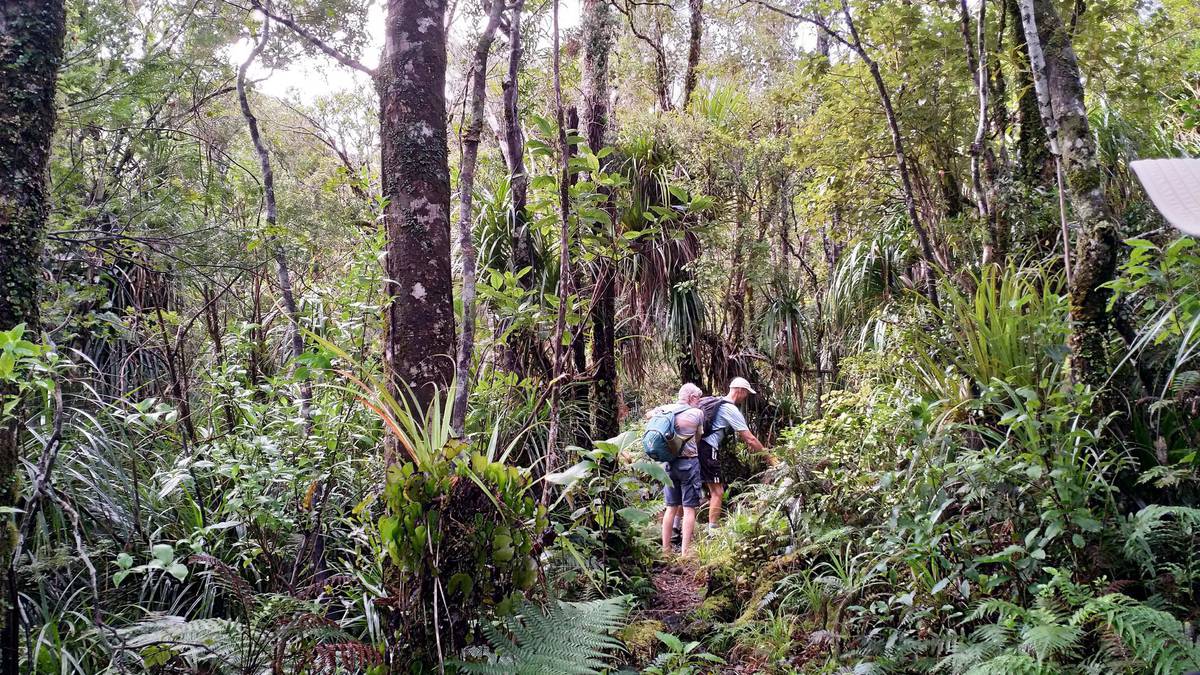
[664,457,702,508]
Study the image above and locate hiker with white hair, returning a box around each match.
[695,377,772,529]
[653,382,705,555]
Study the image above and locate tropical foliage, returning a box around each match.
[2,0,1199,672]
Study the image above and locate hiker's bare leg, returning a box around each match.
[680,506,698,555]
[662,505,680,554]
[706,482,725,526]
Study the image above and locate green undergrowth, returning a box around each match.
[617,263,1200,674]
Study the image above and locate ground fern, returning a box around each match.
[454,596,631,674]
[941,571,1200,674]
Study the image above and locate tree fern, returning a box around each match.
[454,596,631,674]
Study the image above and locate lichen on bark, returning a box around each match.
[377,0,457,416]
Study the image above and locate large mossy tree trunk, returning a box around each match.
[378,0,456,415]
[1019,0,1118,392]
[581,0,619,440]
[0,0,66,669]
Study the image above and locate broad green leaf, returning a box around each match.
[546,460,593,486]
[632,461,671,487]
[152,544,175,565]
[167,562,188,582]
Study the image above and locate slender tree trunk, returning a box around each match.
[451,0,506,435]
[0,1,66,667]
[503,0,534,280]
[961,0,1004,265]
[1019,0,1118,390]
[652,13,672,111]
[726,191,749,348]
[565,106,592,447]
[620,1,670,111]
[544,0,574,501]
[837,0,941,306]
[960,0,987,218]
[681,0,704,109]
[378,0,457,415]
[496,0,549,379]
[815,12,832,59]
[236,7,312,427]
[1008,0,1051,183]
[581,0,619,440]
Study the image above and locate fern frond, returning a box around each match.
[455,596,631,674]
[963,651,1052,675]
[968,598,1029,622]
[1075,593,1200,675]
[314,642,383,673]
[189,553,257,612]
[114,614,252,666]
[1121,505,1200,577]
[1019,623,1081,663]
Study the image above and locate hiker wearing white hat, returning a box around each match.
[694,377,770,528]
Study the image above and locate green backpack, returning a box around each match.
[642,404,693,462]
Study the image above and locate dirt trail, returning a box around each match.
[642,560,706,631]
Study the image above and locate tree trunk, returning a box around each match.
[581,0,619,440]
[378,0,457,415]
[681,0,704,109]
[236,7,312,427]
[1019,0,1118,390]
[565,106,592,447]
[544,0,574,500]
[726,191,749,348]
[0,0,66,668]
[961,0,1004,265]
[1008,0,1051,183]
[836,0,941,306]
[503,0,534,280]
[451,0,506,435]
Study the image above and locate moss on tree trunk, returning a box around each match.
[1019,0,1119,393]
[0,0,66,667]
[581,0,619,440]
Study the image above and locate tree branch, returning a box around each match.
[248,0,377,76]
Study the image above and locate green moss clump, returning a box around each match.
[619,619,665,666]
[695,593,733,622]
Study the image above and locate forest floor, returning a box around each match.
[646,559,706,631]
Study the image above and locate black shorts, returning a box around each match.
[698,438,721,484]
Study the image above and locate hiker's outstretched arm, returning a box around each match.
[738,430,779,466]
[738,429,765,453]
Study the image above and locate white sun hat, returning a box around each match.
[1130,159,1200,236]
[729,376,757,394]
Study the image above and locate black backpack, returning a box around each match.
[697,396,731,446]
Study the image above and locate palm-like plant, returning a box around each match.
[906,265,1070,405]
